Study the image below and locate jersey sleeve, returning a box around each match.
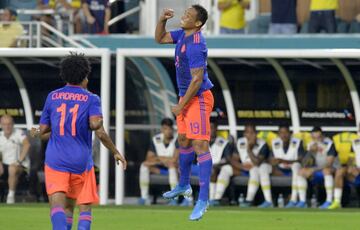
[298,141,306,159]
[222,142,234,158]
[327,143,337,157]
[259,144,270,159]
[170,29,184,44]
[40,94,52,126]
[89,94,103,118]
[187,43,207,69]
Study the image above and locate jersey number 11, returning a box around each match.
[56,103,79,136]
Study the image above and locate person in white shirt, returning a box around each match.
[0,115,31,204]
[212,123,272,207]
[268,125,305,208]
[207,120,234,206]
[138,118,178,205]
[297,127,337,209]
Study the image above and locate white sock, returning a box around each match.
[210,182,216,200]
[246,167,260,202]
[297,176,308,202]
[334,188,342,203]
[8,190,15,197]
[168,167,178,190]
[259,164,272,202]
[139,163,150,199]
[325,175,334,202]
[214,165,233,200]
[290,163,300,202]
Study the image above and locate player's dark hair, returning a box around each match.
[161,118,173,127]
[244,123,256,132]
[279,125,290,132]
[192,4,208,27]
[312,126,322,133]
[60,52,91,85]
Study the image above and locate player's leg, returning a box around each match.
[213,165,235,203]
[138,162,153,205]
[45,165,70,230]
[296,168,315,208]
[75,167,99,230]
[163,162,179,206]
[319,167,334,209]
[188,90,214,220]
[259,163,273,206]
[162,134,193,199]
[329,167,347,209]
[65,198,75,230]
[78,204,92,230]
[6,164,22,204]
[193,139,212,201]
[245,166,260,204]
[167,161,178,191]
[49,192,68,230]
[289,162,301,204]
[209,166,220,204]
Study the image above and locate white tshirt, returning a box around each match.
[0,129,30,168]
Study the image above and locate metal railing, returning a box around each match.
[4,21,82,48]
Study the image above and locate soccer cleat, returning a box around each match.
[138,198,150,206]
[258,201,273,208]
[6,195,15,204]
[295,201,307,208]
[239,201,252,208]
[163,184,192,200]
[328,201,341,210]
[319,201,332,209]
[180,198,193,207]
[209,200,220,207]
[189,200,208,221]
[285,201,297,208]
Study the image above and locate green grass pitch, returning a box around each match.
[1,204,360,229]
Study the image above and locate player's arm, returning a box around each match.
[30,124,52,140]
[95,126,127,169]
[218,0,233,10]
[240,0,250,9]
[325,144,337,169]
[83,1,95,25]
[104,5,111,34]
[230,153,242,171]
[172,67,204,116]
[144,150,160,166]
[89,116,103,131]
[18,136,31,165]
[155,8,175,44]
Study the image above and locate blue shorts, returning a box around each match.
[349,174,360,186]
[156,165,169,176]
[311,170,324,184]
[191,164,199,176]
[277,167,292,176]
[240,170,250,176]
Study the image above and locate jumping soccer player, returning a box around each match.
[31,52,126,230]
[155,5,214,221]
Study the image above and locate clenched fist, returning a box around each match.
[160,8,174,22]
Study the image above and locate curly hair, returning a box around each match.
[59,52,91,85]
